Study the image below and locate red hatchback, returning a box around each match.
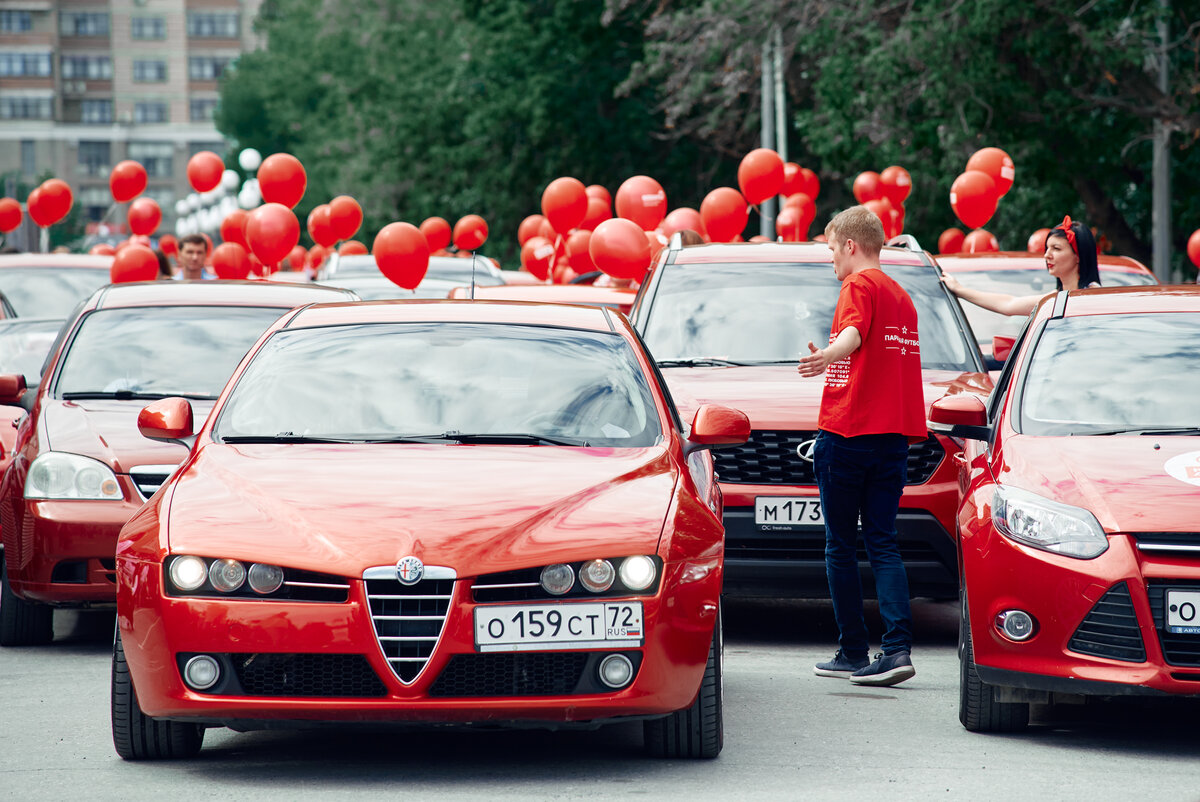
[112,300,748,760]
[931,286,1200,732]
[0,281,357,646]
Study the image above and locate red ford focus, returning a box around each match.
[930,286,1200,732]
[112,300,749,760]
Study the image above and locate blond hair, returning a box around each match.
[825,206,884,256]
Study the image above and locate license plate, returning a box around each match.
[1166,590,1200,634]
[475,602,643,652]
[755,496,824,527]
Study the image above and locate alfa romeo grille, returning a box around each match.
[129,464,178,501]
[712,431,943,486]
[1068,582,1145,662]
[364,565,456,684]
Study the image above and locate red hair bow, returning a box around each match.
[1054,214,1077,254]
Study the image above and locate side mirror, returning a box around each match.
[138,397,195,442]
[928,394,990,441]
[991,334,1016,363]
[0,373,27,406]
[686,404,751,455]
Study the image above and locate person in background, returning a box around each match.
[677,229,704,246]
[154,249,175,280]
[175,234,214,280]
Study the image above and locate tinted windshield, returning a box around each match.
[55,306,288,398]
[214,322,662,447]
[641,262,973,371]
[0,318,63,385]
[1020,313,1200,435]
[0,268,109,317]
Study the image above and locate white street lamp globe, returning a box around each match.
[238,148,262,172]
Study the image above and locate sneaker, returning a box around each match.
[849,651,916,686]
[813,650,870,678]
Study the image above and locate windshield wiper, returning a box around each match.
[62,391,216,401]
[368,432,590,447]
[1071,426,1200,437]
[220,433,365,444]
[656,357,749,368]
[741,359,799,365]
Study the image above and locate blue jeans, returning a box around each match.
[814,430,913,658]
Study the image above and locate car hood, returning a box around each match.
[660,365,991,429]
[164,444,678,577]
[998,437,1200,533]
[42,399,214,473]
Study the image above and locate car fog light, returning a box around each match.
[580,559,615,593]
[169,555,207,592]
[183,655,221,691]
[209,559,246,593]
[540,563,575,595]
[619,556,656,591]
[597,654,634,689]
[248,563,284,594]
[996,610,1036,641]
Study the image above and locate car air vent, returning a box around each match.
[229,653,387,697]
[1068,582,1146,662]
[129,463,178,501]
[1147,580,1200,667]
[1134,533,1200,554]
[711,431,943,486]
[364,565,455,684]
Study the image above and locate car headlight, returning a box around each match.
[991,485,1108,559]
[25,452,122,500]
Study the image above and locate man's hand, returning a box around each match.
[797,341,829,377]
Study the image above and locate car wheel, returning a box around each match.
[644,605,723,759]
[111,627,204,760]
[0,554,53,647]
[959,593,1029,733]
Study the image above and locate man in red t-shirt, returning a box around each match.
[797,205,925,687]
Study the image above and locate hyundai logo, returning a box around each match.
[796,439,817,463]
[396,556,424,586]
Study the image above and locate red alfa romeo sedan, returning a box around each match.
[0,281,357,646]
[112,300,749,760]
[929,286,1200,732]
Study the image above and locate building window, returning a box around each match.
[127,142,173,178]
[188,56,233,81]
[81,99,113,123]
[0,53,53,77]
[134,101,168,123]
[186,12,238,38]
[1,10,33,32]
[0,96,53,119]
[189,98,218,121]
[21,141,36,176]
[61,56,112,80]
[77,187,111,222]
[131,17,166,40]
[77,141,111,177]
[133,60,167,82]
[189,142,225,158]
[60,12,110,37]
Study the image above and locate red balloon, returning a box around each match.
[258,153,306,209]
[521,236,556,281]
[615,176,667,231]
[700,187,749,243]
[782,193,816,230]
[211,242,252,279]
[109,160,147,203]
[661,207,706,241]
[541,177,588,235]
[337,240,368,256]
[110,244,158,283]
[245,203,300,266]
[419,217,451,252]
[645,229,668,266]
[373,222,430,289]
[1187,229,1200,268]
[127,197,161,236]
[798,167,820,201]
[863,199,892,233]
[585,185,612,206]
[966,147,1015,198]
[37,179,73,226]
[781,163,803,197]
[286,245,307,270]
[26,187,52,227]
[950,171,998,230]
[737,148,785,205]
[0,197,21,233]
[963,229,999,253]
[537,218,557,242]
[308,244,329,270]
[589,218,651,281]
[852,171,883,204]
[220,209,249,248]
[453,214,488,251]
[938,228,965,254]
[879,166,912,207]
[328,195,362,241]
[158,234,178,257]
[89,243,116,256]
[306,205,337,247]
[187,151,224,193]
[518,214,547,246]
[565,229,594,273]
[775,206,807,242]
[579,196,612,232]
[1027,228,1051,254]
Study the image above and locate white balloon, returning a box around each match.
[221,169,241,191]
[174,200,188,217]
[175,218,188,237]
[238,148,262,172]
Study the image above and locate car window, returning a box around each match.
[214,322,663,447]
[331,255,504,286]
[1018,312,1200,435]
[0,268,110,317]
[54,306,288,398]
[0,318,65,385]
[639,262,974,371]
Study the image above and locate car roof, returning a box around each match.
[0,254,112,270]
[936,251,1153,276]
[88,280,358,310]
[667,241,928,266]
[1041,285,1200,318]
[446,284,638,306]
[285,298,618,332]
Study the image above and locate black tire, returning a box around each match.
[959,597,1029,733]
[0,554,53,647]
[112,627,204,760]
[644,608,723,759]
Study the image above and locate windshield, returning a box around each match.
[55,306,289,398]
[0,319,64,385]
[1020,313,1200,435]
[213,322,663,447]
[0,268,110,317]
[332,255,504,286]
[641,262,973,371]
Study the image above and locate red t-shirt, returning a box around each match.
[818,268,926,441]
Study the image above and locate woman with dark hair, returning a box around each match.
[154,248,175,280]
[942,215,1099,316]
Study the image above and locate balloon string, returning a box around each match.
[551,234,562,284]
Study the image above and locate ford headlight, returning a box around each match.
[991,485,1107,559]
[25,452,123,500]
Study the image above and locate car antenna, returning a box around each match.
[469,250,476,300]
